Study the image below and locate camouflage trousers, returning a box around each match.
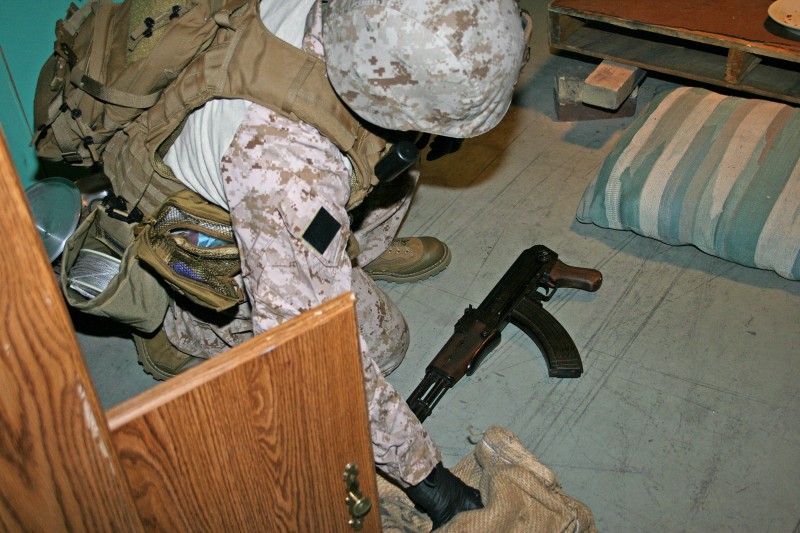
[163,103,440,486]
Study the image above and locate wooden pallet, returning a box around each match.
[548,0,800,105]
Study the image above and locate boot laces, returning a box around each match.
[388,238,412,254]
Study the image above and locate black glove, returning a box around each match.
[426,135,464,161]
[415,133,464,161]
[403,462,483,530]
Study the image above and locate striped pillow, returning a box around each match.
[577,87,800,280]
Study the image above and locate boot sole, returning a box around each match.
[134,334,175,381]
[366,243,452,283]
[134,330,203,381]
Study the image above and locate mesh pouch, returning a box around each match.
[134,190,244,312]
[60,206,170,332]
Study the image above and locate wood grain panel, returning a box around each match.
[0,128,142,531]
[549,8,800,104]
[108,293,381,532]
[550,0,800,53]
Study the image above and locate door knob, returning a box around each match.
[343,463,372,530]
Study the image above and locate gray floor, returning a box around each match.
[76,1,800,531]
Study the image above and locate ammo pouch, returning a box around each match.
[60,206,169,333]
[133,190,244,312]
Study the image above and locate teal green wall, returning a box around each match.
[0,0,83,188]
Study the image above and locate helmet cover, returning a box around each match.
[323,0,527,138]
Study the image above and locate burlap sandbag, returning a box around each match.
[378,426,597,532]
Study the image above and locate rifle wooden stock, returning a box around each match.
[406,244,602,422]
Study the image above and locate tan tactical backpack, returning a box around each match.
[34,0,391,330]
[33,0,389,217]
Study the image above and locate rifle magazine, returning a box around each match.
[509,295,583,378]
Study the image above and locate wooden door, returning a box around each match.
[0,129,143,531]
[0,127,381,532]
[106,293,381,532]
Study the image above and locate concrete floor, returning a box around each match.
[75,1,800,531]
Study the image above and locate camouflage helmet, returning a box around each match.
[323,0,529,138]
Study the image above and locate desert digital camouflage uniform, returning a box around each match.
[162,0,440,486]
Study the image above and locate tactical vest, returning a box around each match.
[35,0,389,217]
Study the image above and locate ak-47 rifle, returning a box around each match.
[406,244,602,422]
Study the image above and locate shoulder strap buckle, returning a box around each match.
[104,194,144,223]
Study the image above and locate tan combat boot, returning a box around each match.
[363,237,451,283]
[133,327,204,380]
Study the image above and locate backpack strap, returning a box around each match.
[73,73,163,109]
[55,1,95,53]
